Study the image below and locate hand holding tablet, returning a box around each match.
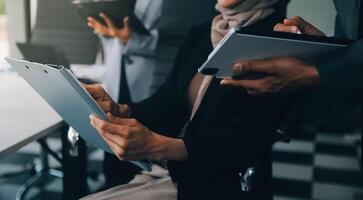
[5,57,152,171]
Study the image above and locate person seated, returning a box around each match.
[86,0,217,188]
[82,0,292,199]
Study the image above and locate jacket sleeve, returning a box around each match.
[123,0,162,55]
[129,25,205,136]
[316,39,363,107]
[168,94,293,181]
[123,30,159,55]
[130,80,188,137]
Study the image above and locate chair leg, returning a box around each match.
[14,137,64,200]
[15,171,43,200]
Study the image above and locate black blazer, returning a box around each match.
[131,14,292,200]
[316,0,363,107]
[318,0,363,175]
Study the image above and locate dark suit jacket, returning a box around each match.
[316,0,363,107]
[130,13,292,200]
[317,0,363,173]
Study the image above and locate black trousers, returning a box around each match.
[103,55,141,188]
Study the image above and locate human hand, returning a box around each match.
[87,13,132,44]
[274,16,326,36]
[82,83,131,118]
[90,113,188,161]
[220,57,322,95]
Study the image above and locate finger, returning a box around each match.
[119,104,129,115]
[98,101,113,113]
[232,59,277,74]
[87,17,104,30]
[283,18,295,26]
[90,115,129,137]
[273,23,293,33]
[101,132,125,149]
[220,78,263,90]
[291,16,325,36]
[289,16,309,29]
[99,13,115,29]
[102,136,126,160]
[84,84,105,99]
[108,113,138,126]
[87,21,95,29]
[82,83,99,98]
[87,17,96,23]
[122,16,130,30]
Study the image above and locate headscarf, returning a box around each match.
[211,0,280,47]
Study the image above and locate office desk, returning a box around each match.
[0,70,63,158]
[0,65,100,199]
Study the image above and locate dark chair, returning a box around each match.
[30,0,99,64]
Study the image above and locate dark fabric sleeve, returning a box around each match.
[168,95,293,182]
[316,39,363,107]
[129,25,207,137]
[130,52,186,137]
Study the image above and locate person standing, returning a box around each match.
[87,0,217,188]
[220,0,363,172]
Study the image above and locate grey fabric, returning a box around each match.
[333,0,360,39]
[81,176,177,200]
[32,0,99,64]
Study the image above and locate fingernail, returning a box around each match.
[233,63,243,72]
[220,80,225,85]
[291,26,298,33]
[89,114,94,120]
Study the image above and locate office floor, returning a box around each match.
[273,126,363,200]
[0,126,361,200]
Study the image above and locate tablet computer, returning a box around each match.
[5,57,152,172]
[72,0,149,35]
[17,43,70,69]
[199,27,354,78]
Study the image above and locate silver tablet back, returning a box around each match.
[199,28,349,78]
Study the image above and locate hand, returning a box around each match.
[90,113,187,161]
[87,13,132,44]
[82,83,131,118]
[274,16,326,36]
[220,58,322,95]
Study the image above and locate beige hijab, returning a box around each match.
[211,0,280,47]
[188,0,280,123]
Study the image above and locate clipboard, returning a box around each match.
[5,57,152,172]
[199,27,355,78]
[72,0,150,35]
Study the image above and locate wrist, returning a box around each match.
[300,64,322,88]
[116,32,132,45]
[149,132,187,161]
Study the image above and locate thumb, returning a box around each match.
[284,16,325,36]
[122,16,130,30]
[233,60,275,75]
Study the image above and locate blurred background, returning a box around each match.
[0,0,361,200]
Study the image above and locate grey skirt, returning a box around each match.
[81,165,177,200]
